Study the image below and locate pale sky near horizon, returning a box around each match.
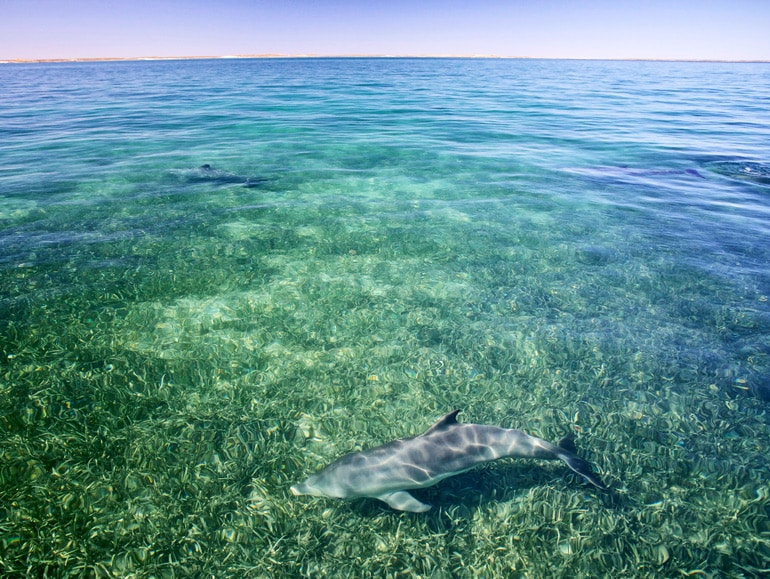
[2,0,769,61]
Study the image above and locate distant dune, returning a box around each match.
[2,55,767,64]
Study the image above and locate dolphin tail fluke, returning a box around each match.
[556,434,607,491]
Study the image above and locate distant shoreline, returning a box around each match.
[2,54,769,64]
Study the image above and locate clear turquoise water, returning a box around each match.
[1,58,770,577]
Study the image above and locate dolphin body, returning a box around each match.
[290,410,606,512]
[173,164,265,188]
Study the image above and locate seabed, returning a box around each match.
[2,166,770,577]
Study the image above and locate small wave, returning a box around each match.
[705,160,770,187]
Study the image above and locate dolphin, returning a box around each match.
[173,164,265,188]
[290,410,606,512]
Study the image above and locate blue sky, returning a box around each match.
[2,0,768,61]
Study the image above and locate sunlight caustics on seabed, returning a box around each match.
[1,58,769,577]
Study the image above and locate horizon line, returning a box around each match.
[3,54,770,64]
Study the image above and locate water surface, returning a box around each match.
[1,58,770,577]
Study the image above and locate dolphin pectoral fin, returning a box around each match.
[377,491,432,512]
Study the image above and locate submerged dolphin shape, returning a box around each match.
[290,410,606,512]
[173,164,265,188]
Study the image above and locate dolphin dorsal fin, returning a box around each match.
[424,410,461,435]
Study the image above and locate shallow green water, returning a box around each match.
[1,58,770,577]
